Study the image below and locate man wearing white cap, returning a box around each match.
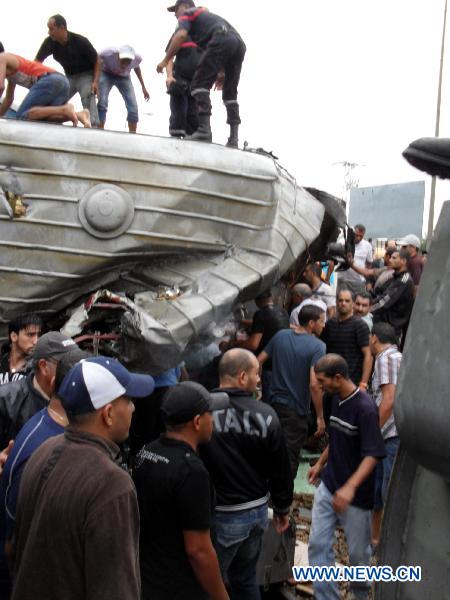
[98,45,150,133]
[10,356,154,600]
[397,233,423,295]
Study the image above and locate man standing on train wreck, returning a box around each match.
[157,0,246,148]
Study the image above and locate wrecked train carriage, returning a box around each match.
[0,119,345,372]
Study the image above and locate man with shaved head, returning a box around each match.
[307,354,385,600]
[200,348,293,599]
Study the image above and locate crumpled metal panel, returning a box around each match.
[0,119,343,370]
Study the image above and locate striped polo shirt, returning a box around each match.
[371,345,402,439]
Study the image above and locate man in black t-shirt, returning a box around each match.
[158,0,246,148]
[307,355,385,600]
[237,290,289,403]
[133,382,229,600]
[35,14,100,126]
[322,288,372,390]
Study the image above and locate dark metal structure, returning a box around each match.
[376,200,450,599]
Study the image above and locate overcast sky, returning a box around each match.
[3,0,450,231]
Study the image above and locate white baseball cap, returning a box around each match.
[118,45,135,61]
[397,234,421,248]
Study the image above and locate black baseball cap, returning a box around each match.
[161,382,212,425]
[33,331,79,362]
[167,0,195,12]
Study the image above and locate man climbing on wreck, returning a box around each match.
[157,0,246,148]
[0,53,91,127]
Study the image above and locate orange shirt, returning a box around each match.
[9,55,57,89]
[12,55,56,78]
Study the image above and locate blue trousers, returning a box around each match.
[308,483,372,600]
[16,73,69,119]
[374,436,399,509]
[98,72,138,124]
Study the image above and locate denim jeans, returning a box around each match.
[98,72,138,124]
[214,504,268,600]
[308,483,372,600]
[16,73,69,119]
[67,71,99,126]
[374,436,399,509]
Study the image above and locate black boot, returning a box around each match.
[186,114,212,142]
[226,124,239,148]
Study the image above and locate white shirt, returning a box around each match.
[313,281,336,310]
[290,298,328,326]
[341,239,373,282]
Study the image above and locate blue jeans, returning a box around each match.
[214,504,268,600]
[308,483,372,600]
[98,72,138,124]
[374,436,399,509]
[16,73,69,119]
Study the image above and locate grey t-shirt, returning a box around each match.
[265,330,326,416]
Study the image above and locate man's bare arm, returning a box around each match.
[92,56,101,95]
[157,29,188,72]
[378,383,395,428]
[257,350,269,367]
[327,305,336,319]
[333,456,378,513]
[184,530,229,600]
[238,332,262,352]
[359,346,373,389]
[308,445,329,484]
[133,66,150,100]
[0,81,16,117]
[310,368,325,436]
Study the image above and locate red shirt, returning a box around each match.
[408,253,423,286]
[9,54,57,89]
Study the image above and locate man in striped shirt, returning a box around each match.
[370,322,402,546]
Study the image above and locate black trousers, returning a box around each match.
[191,30,246,123]
[169,90,199,136]
[272,402,309,481]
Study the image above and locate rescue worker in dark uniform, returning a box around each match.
[165,33,201,137]
[157,0,246,148]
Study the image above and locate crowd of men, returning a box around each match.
[0,1,246,145]
[0,223,424,599]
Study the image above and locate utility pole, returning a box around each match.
[334,161,364,215]
[427,0,448,248]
